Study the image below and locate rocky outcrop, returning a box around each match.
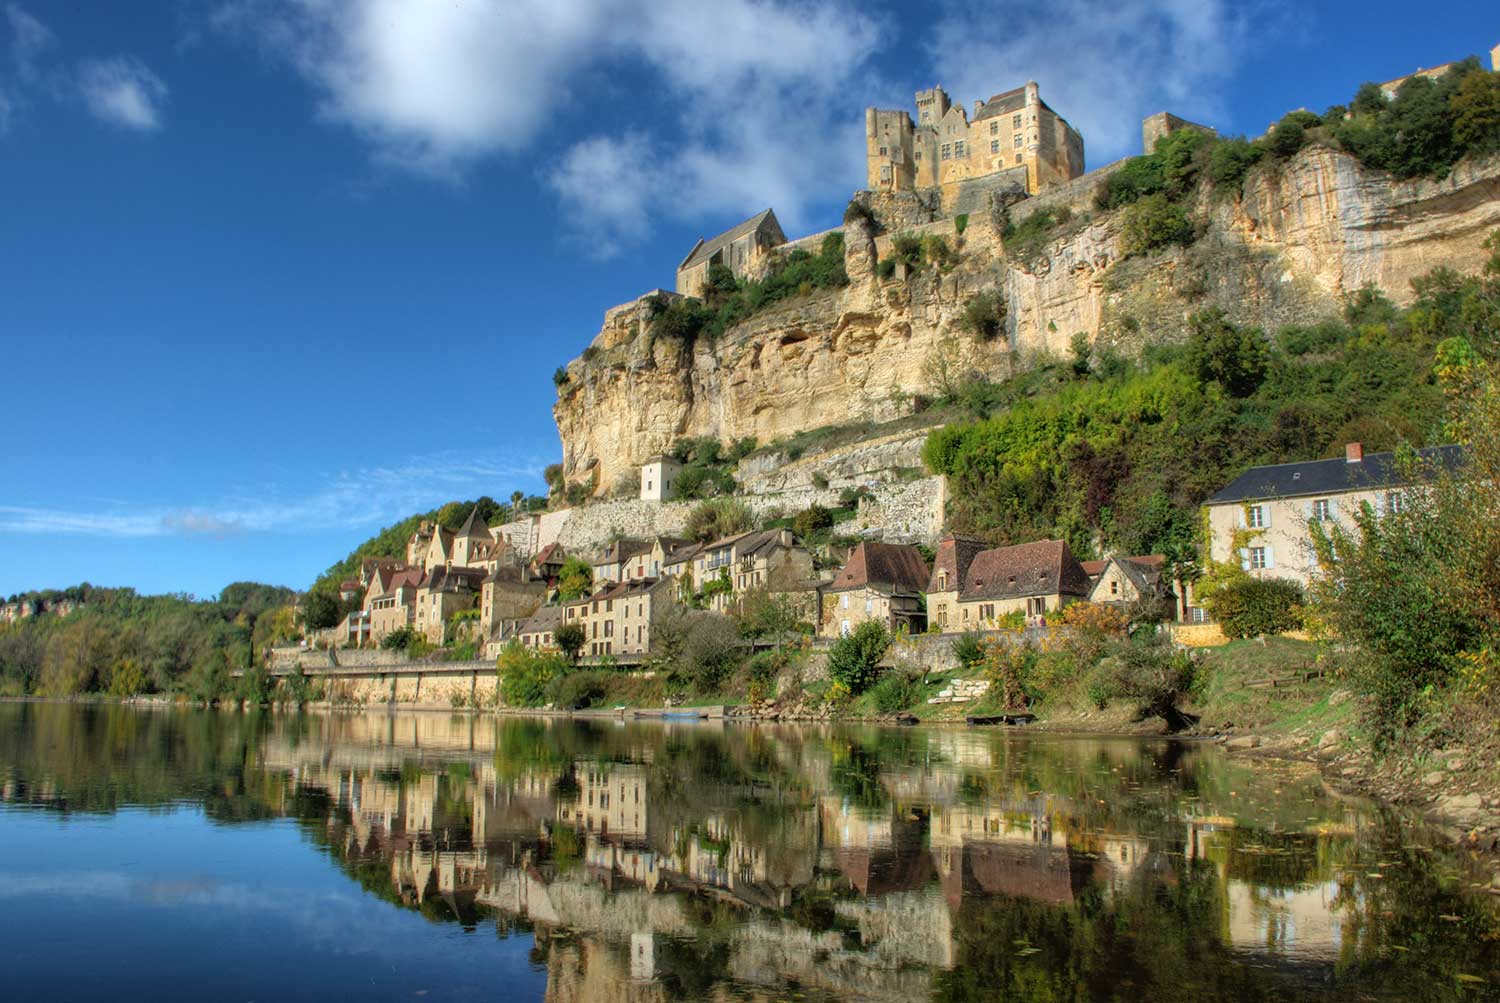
[555,148,1500,494]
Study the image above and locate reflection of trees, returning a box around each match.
[5,705,1500,1003]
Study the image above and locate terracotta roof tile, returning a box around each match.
[829,542,931,595]
[959,539,1090,602]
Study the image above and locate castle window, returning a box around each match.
[954,140,965,157]
[1013,114,1022,129]
[990,140,999,154]
[880,165,891,183]
[878,146,887,156]
[941,144,950,160]
[1015,154,1022,164]
[990,121,998,135]
[914,151,921,160]
[1014,134,1023,148]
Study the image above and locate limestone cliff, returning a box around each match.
[555,147,1500,495]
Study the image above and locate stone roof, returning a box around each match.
[484,565,534,586]
[959,539,1090,602]
[519,606,564,635]
[456,507,492,540]
[593,538,654,566]
[927,535,988,594]
[972,86,1026,120]
[678,209,783,271]
[828,542,931,595]
[664,541,703,567]
[422,565,486,593]
[1207,444,1465,504]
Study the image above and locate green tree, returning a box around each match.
[1183,308,1268,396]
[554,621,586,663]
[686,498,751,542]
[826,620,891,696]
[1451,69,1500,157]
[1120,193,1193,256]
[302,587,342,631]
[557,558,593,601]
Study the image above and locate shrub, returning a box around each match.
[961,291,1007,341]
[811,472,829,490]
[981,638,1040,709]
[923,234,958,271]
[876,258,896,280]
[581,345,601,363]
[843,200,877,227]
[1265,110,1320,158]
[1098,156,1165,209]
[1101,632,1200,730]
[827,620,891,696]
[552,366,569,387]
[687,498,752,542]
[546,670,611,710]
[1120,193,1193,256]
[1207,137,1263,190]
[953,213,969,235]
[1001,206,1072,264]
[869,670,923,713]
[950,631,985,671]
[497,644,566,707]
[1208,578,1304,639]
[891,233,923,269]
[792,504,834,539]
[381,626,417,651]
[1059,601,1128,664]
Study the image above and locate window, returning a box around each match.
[1387,491,1406,514]
[941,144,951,160]
[1014,154,1022,164]
[1249,546,1268,570]
[1027,597,1045,616]
[1247,504,1266,528]
[914,150,921,161]
[1110,580,1119,595]
[990,139,999,154]
[1013,114,1022,129]
[1312,499,1332,521]
[880,165,891,183]
[840,594,848,609]
[954,140,965,157]
[990,121,998,135]
[864,597,873,614]
[1014,134,1023,148]
[878,146,887,156]
[979,603,994,620]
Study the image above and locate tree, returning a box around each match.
[554,622,586,663]
[1451,69,1500,157]
[1183,308,1268,396]
[1205,578,1304,639]
[826,620,891,696]
[1120,193,1192,256]
[791,505,834,539]
[1102,633,1200,731]
[557,558,593,601]
[302,587,343,631]
[739,589,805,650]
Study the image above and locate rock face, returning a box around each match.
[555,148,1500,495]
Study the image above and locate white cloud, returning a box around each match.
[217,0,883,246]
[929,0,1267,165]
[5,3,51,81]
[77,57,168,130]
[0,452,544,539]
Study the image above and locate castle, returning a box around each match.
[866,82,1084,198]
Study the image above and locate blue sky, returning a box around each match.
[1,1,1495,598]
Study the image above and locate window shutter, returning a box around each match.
[1263,506,1272,529]
[1304,501,1313,519]
[1264,545,1275,569]
[1239,547,1250,571]
[1327,498,1337,518]
[1236,508,1246,529]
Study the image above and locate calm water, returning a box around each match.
[0,705,1497,1001]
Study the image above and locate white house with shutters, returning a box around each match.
[1201,442,1465,595]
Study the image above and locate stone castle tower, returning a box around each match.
[866,82,1084,199]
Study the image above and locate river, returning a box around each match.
[0,703,1496,1001]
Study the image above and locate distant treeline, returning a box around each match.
[0,582,297,699]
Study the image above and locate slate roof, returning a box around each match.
[456,507,492,540]
[959,540,1091,602]
[422,566,486,593]
[1207,444,1466,504]
[592,538,653,567]
[927,535,988,594]
[678,209,784,271]
[972,86,1026,120]
[663,541,703,567]
[829,542,931,596]
[519,606,564,635]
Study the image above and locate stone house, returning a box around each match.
[928,537,1090,629]
[368,568,423,643]
[1085,555,1178,620]
[925,535,989,631]
[414,565,486,644]
[596,536,693,584]
[1201,442,1465,596]
[640,456,684,502]
[517,606,564,651]
[359,556,407,587]
[529,543,568,588]
[452,508,508,569]
[478,566,546,641]
[675,209,787,298]
[690,529,815,613]
[866,82,1083,198]
[822,542,931,638]
[564,577,674,658]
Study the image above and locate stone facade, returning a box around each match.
[639,456,683,501]
[866,82,1084,197]
[676,209,787,297]
[564,577,673,658]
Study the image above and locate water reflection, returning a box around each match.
[1,703,1497,1002]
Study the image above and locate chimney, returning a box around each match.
[1345,442,1363,464]
[974,99,984,116]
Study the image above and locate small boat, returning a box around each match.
[966,713,1036,726]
